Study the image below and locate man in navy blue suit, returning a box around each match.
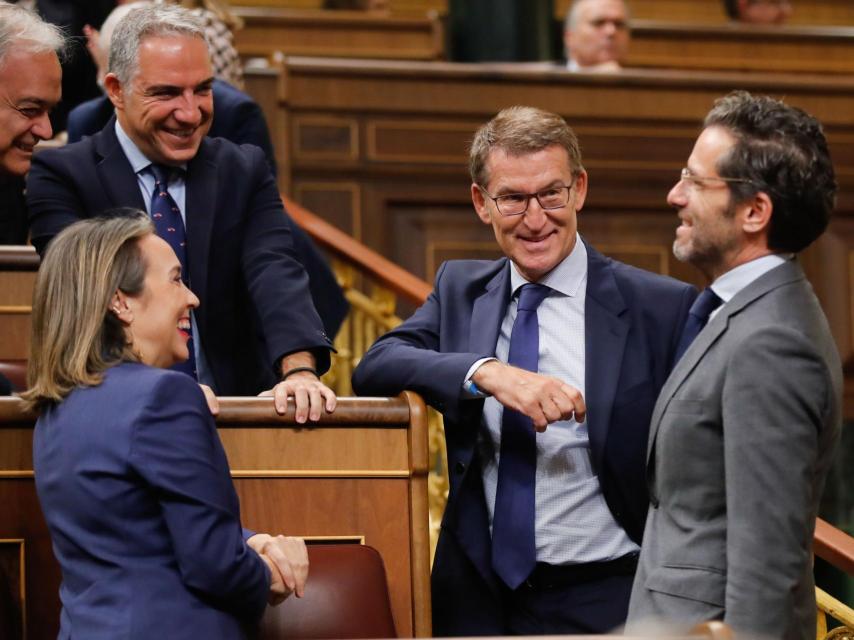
[65,79,350,341]
[27,4,335,419]
[352,106,696,635]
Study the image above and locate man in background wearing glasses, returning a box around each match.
[353,106,696,635]
[627,92,841,638]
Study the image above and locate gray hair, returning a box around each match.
[564,0,631,31]
[108,3,206,85]
[0,2,65,71]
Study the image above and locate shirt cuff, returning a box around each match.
[461,357,497,398]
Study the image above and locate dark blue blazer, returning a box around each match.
[352,243,696,635]
[27,121,333,395]
[34,363,270,639]
[65,83,350,340]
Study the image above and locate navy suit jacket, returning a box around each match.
[352,243,696,635]
[65,82,349,339]
[27,121,332,394]
[34,363,270,639]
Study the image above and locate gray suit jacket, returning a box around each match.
[627,260,841,640]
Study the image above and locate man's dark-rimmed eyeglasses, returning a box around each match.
[478,184,573,217]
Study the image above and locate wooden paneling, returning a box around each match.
[230,0,854,26]
[0,394,431,639]
[583,0,854,26]
[233,7,443,61]
[0,249,37,361]
[239,57,854,411]
[629,21,854,75]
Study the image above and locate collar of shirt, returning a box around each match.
[509,232,587,299]
[710,253,791,304]
[114,119,188,176]
[114,119,189,225]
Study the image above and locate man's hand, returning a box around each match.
[472,361,585,432]
[247,533,310,604]
[259,351,337,422]
[198,384,220,416]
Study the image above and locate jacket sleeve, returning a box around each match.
[352,262,488,422]
[129,373,270,622]
[721,326,833,636]
[238,145,333,374]
[26,150,88,256]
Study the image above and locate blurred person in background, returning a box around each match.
[722,0,793,24]
[563,0,630,72]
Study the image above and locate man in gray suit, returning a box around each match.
[627,91,842,640]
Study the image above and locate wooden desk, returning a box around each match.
[233,7,443,61]
[565,0,854,26]
[244,57,854,400]
[0,394,431,639]
[0,247,37,362]
[629,21,854,75]
[229,0,854,27]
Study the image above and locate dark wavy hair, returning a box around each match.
[705,91,836,253]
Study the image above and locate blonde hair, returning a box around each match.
[21,213,153,412]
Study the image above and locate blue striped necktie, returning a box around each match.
[149,164,197,379]
[491,282,551,589]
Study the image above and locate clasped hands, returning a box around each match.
[247,533,309,605]
[472,360,586,431]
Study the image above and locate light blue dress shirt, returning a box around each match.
[115,120,214,387]
[472,234,639,565]
[708,253,790,321]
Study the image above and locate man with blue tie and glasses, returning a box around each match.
[27,4,335,421]
[353,106,696,635]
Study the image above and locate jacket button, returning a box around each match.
[454,462,466,474]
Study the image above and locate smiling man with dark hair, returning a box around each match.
[627,91,841,639]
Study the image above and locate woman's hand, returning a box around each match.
[247,533,309,604]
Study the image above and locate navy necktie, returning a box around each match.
[149,164,197,379]
[674,287,723,363]
[491,282,551,589]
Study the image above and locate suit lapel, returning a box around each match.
[645,260,807,463]
[469,259,512,357]
[583,243,629,471]
[94,120,145,211]
[184,141,218,332]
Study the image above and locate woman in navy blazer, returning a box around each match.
[23,213,306,639]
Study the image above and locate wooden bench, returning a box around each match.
[233,6,443,61]
[628,20,854,75]
[0,394,431,638]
